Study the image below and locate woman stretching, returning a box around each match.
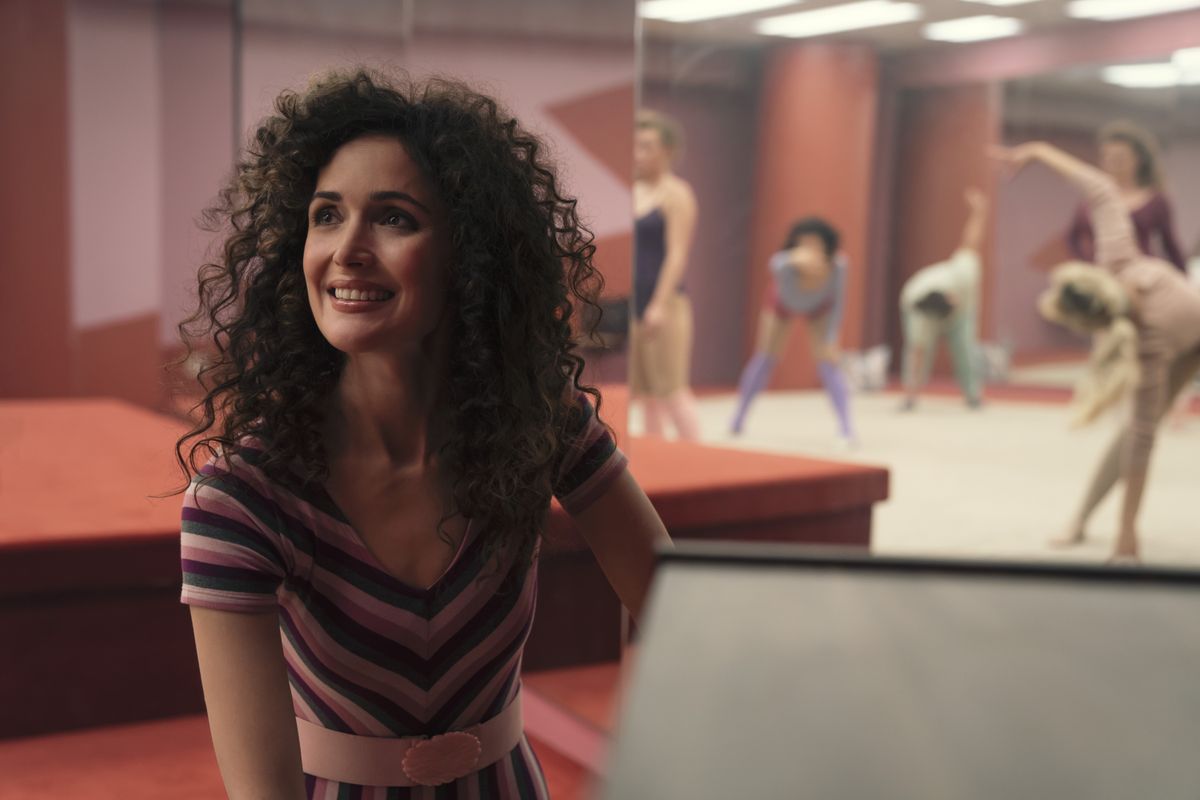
[730,217,855,447]
[994,141,1200,562]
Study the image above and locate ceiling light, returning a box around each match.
[756,0,921,38]
[1173,46,1200,70]
[639,0,800,23]
[1067,0,1200,21]
[961,0,1041,6]
[924,15,1024,42]
[1102,63,1183,88]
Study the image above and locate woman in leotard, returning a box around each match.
[994,141,1200,562]
[1065,120,1186,272]
[730,217,856,446]
[176,69,671,798]
[630,110,702,440]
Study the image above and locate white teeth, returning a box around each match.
[332,288,393,301]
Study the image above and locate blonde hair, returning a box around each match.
[1038,263,1139,426]
[1098,119,1164,190]
[636,109,684,161]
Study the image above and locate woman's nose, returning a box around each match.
[333,219,373,267]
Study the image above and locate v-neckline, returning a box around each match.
[314,482,476,594]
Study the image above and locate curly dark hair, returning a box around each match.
[782,216,839,257]
[175,68,607,571]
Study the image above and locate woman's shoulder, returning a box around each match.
[190,436,285,494]
[662,175,697,208]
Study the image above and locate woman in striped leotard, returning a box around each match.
[177,69,670,798]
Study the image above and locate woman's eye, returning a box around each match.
[312,207,338,225]
[381,209,415,228]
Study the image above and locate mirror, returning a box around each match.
[631,0,1200,566]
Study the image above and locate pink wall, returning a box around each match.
[159,2,234,346]
[67,0,161,331]
[237,27,636,245]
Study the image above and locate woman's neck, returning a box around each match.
[638,168,671,190]
[328,332,451,470]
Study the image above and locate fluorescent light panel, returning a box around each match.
[961,0,1041,6]
[1103,63,1184,88]
[756,0,921,38]
[1173,47,1200,70]
[1067,0,1200,21]
[639,0,799,23]
[924,15,1024,42]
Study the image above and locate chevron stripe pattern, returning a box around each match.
[180,395,626,798]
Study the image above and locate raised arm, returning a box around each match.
[959,188,988,254]
[191,608,307,799]
[991,142,1138,269]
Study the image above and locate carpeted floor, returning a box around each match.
[633,388,1200,566]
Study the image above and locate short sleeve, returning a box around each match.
[553,391,629,516]
[180,456,289,613]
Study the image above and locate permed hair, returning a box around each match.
[782,216,840,258]
[635,109,684,161]
[1098,119,1164,190]
[174,68,608,572]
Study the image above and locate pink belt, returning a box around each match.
[296,692,524,787]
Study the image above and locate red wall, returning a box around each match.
[0,0,72,397]
[886,84,1001,369]
[745,43,879,389]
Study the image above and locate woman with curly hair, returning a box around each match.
[993,141,1200,563]
[175,69,669,797]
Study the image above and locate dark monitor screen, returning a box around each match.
[601,542,1200,800]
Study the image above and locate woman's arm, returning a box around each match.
[643,181,697,328]
[190,607,307,799]
[570,469,672,623]
[991,142,1138,270]
[959,188,988,255]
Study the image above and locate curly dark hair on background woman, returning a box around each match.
[174,68,607,571]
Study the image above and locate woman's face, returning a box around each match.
[303,135,451,356]
[634,127,670,181]
[1099,139,1139,186]
[789,234,831,269]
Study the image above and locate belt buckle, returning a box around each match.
[402,730,483,787]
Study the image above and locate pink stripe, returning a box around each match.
[284,631,383,733]
[424,580,536,703]
[518,735,552,798]
[179,587,276,612]
[282,603,433,725]
[558,451,627,515]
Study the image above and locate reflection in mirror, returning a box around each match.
[633,0,1200,568]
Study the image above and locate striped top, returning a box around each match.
[180,393,627,799]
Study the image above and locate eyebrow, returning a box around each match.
[310,190,431,214]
